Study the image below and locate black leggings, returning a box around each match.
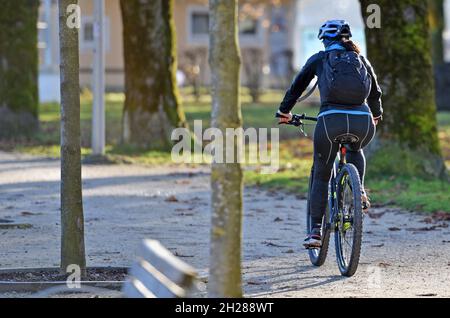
[310,113,376,224]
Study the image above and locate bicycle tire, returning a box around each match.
[334,163,363,277]
[307,168,331,266]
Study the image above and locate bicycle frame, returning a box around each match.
[277,112,364,276]
[276,112,343,232]
[327,146,347,232]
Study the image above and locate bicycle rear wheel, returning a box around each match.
[334,164,363,277]
[307,168,331,266]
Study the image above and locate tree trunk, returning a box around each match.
[59,0,86,273]
[428,0,444,65]
[360,0,446,178]
[208,0,243,298]
[120,0,186,149]
[428,0,449,111]
[0,0,39,139]
[242,48,263,103]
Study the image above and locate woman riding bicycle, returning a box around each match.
[277,20,383,248]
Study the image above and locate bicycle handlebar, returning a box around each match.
[275,113,318,127]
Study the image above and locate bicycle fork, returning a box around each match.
[329,146,351,232]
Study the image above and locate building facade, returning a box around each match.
[38,0,298,102]
[38,0,450,102]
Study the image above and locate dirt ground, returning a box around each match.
[0,151,449,298]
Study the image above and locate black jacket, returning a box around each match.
[279,50,383,118]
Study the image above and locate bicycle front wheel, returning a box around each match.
[334,164,363,277]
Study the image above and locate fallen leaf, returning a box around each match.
[175,180,191,185]
[174,251,194,258]
[85,218,100,222]
[251,208,265,213]
[175,208,194,212]
[0,223,33,230]
[165,195,179,203]
[405,224,448,232]
[262,241,289,248]
[274,217,283,222]
[431,211,450,222]
[176,213,194,217]
[247,281,264,286]
[422,217,433,224]
[368,212,386,219]
[408,227,435,232]
[378,262,392,268]
[21,211,43,217]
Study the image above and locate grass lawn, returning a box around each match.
[4,90,450,213]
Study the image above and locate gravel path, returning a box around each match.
[0,151,449,298]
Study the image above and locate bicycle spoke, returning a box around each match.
[338,174,356,266]
[345,238,352,249]
[335,166,363,277]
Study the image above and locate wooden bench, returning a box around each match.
[122,240,198,298]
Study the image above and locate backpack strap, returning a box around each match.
[296,52,324,103]
[297,79,318,103]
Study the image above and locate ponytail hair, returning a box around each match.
[341,38,361,54]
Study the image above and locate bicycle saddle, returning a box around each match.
[334,134,360,144]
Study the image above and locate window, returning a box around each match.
[80,16,110,52]
[83,22,95,43]
[187,6,209,44]
[38,6,52,68]
[192,12,209,35]
[191,12,259,36]
[239,18,258,35]
[187,5,263,46]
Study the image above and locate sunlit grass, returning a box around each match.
[5,91,450,213]
[438,111,450,168]
[13,144,92,158]
[368,177,450,212]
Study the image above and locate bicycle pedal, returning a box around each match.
[343,222,352,232]
[303,243,322,250]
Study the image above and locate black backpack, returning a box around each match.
[322,50,371,105]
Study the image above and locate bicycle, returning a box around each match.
[276,113,363,277]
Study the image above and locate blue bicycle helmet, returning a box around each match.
[318,20,352,40]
